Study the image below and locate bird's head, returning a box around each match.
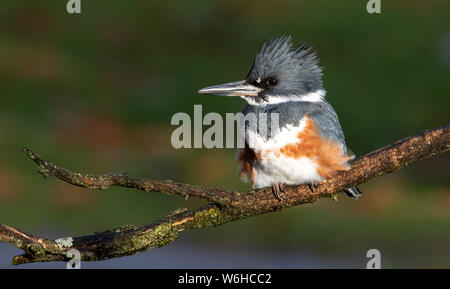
[199,35,325,105]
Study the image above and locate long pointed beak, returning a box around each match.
[198,80,262,97]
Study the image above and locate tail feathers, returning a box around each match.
[344,186,363,199]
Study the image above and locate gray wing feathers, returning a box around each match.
[307,101,348,155]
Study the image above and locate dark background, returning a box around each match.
[0,0,449,268]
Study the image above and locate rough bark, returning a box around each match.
[0,124,449,265]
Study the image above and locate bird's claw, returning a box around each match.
[271,182,284,201]
[308,183,318,192]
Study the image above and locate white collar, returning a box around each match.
[241,89,326,106]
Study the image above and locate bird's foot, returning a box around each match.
[343,187,363,199]
[271,182,284,201]
[308,182,318,192]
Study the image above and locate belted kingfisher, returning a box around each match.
[198,35,362,200]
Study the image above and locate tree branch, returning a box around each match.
[22,147,233,205]
[1,124,449,265]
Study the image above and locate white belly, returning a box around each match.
[251,153,324,189]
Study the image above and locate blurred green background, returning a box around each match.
[0,0,449,268]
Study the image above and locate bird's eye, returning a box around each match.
[265,78,278,86]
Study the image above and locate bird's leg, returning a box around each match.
[271,184,280,200]
[308,182,318,192]
[271,182,284,201]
